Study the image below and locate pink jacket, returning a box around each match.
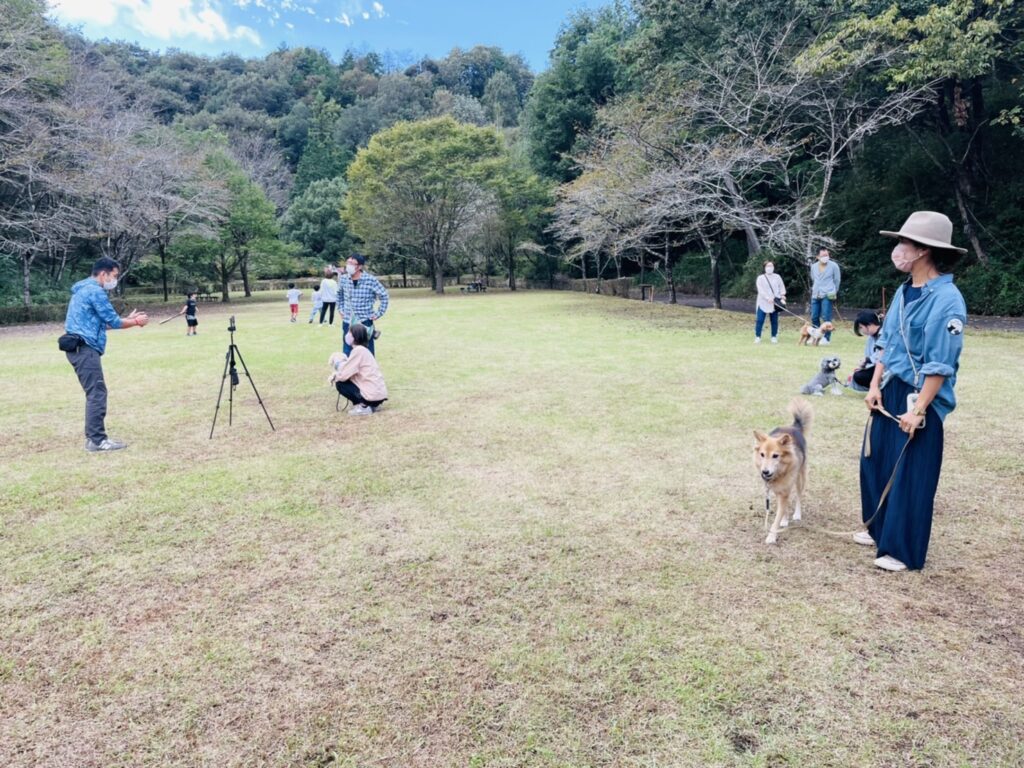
[334,346,388,401]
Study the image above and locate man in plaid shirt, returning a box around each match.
[339,252,389,356]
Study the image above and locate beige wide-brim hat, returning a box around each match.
[879,211,968,254]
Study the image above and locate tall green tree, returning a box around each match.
[805,0,1024,264]
[281,176,353,263]
[344,117,508,293]
[523,4,637,181]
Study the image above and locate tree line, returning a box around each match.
[2,0,1023,314]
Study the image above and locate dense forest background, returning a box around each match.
[2,0,1023,316]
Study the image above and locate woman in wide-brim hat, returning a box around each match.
[856,211,968,572]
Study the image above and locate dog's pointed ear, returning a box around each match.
[753,430,768,443]
[778,433,792,445]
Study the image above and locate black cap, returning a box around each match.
[854,310,880,336]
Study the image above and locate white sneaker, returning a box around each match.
[819,338,831,346]
[874,555,907,572]
[349,404,373,416]
[770,337,778,344]
[754,337,761,344]
[853,530,875,546]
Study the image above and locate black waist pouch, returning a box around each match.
[58,333,83,352]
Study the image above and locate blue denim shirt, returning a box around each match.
[65,278,122,355]
[878,274,966,421]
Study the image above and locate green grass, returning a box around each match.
[1,290,1023,767]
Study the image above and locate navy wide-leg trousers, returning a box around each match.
[860,376,944,570]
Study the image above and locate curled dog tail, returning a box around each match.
[788,397,813,435]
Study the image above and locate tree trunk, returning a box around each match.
[433,254,445,294]
[402,257,408,288]
[159,242,169,302]
[953,180,987,265]
[22,256,32,309]
[664,234,676,304]
[711,241,723,310]
[507,235,517,291]
[240,256,252,297]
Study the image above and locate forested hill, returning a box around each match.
[3,0,1024,315]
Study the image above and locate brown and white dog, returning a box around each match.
[798,321,834,346]
[753,399,813,544]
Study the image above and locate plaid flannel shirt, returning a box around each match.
[339,272,389,325]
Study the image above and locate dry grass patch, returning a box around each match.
[1,290,1022,767]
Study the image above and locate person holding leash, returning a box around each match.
[809,248,841,345]
[858,212,967,572]
[60,257,149,452]
[754,260,787,344]
[338,252,389,356]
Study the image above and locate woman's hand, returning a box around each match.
[899,410,925,438]
[865,386,882,412]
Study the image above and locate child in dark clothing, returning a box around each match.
[176,292,198,335]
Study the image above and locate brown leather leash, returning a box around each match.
[761,405,912,539]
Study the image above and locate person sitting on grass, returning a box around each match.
[328,323,388,416]
[848,310,883,391]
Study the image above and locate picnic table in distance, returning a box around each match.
[461,281,487,293]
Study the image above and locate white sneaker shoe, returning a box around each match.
[770,337,778,344]
[874,555,907,571]
[754,337,761,344]
[349,404,373,416]
[853,530,875,546]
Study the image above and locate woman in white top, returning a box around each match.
[328,323,388,416]
[754,260,787,343]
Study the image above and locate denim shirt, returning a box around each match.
[878,274,966,421]
[863,333,882,365]
[65,278,122,355]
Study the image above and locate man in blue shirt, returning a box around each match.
[338,253,389,356]
[63,258,149,452]
[809,248,842,344]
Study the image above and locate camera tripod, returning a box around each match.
[210,316,275,438]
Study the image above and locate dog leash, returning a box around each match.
[761,406,912,539]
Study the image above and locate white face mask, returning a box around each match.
[818,254,829,263]
[764,266,774,275]
[345,264,356,276]
[102,276,118,291]
[344,331,354,347]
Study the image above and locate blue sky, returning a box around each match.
[46,0,610,71]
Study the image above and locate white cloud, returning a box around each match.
[336,12,352,26]
[49,0,263,47]
[372,2,384,17]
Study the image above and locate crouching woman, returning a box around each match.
[859,212,967,572]
[329,323,388,416]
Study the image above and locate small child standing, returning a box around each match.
[308,285,323,324]
[176,291,198,335]
[286,282,301,323]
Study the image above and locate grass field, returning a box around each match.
[2,290,1023,767]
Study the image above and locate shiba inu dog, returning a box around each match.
[798,321,834,346]
[754,399,813,544]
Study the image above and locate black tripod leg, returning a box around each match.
[232,344,275,431]
[228,347,235,426]
[209,348,231,439]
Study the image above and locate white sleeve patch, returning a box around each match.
[946,318,964,336]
